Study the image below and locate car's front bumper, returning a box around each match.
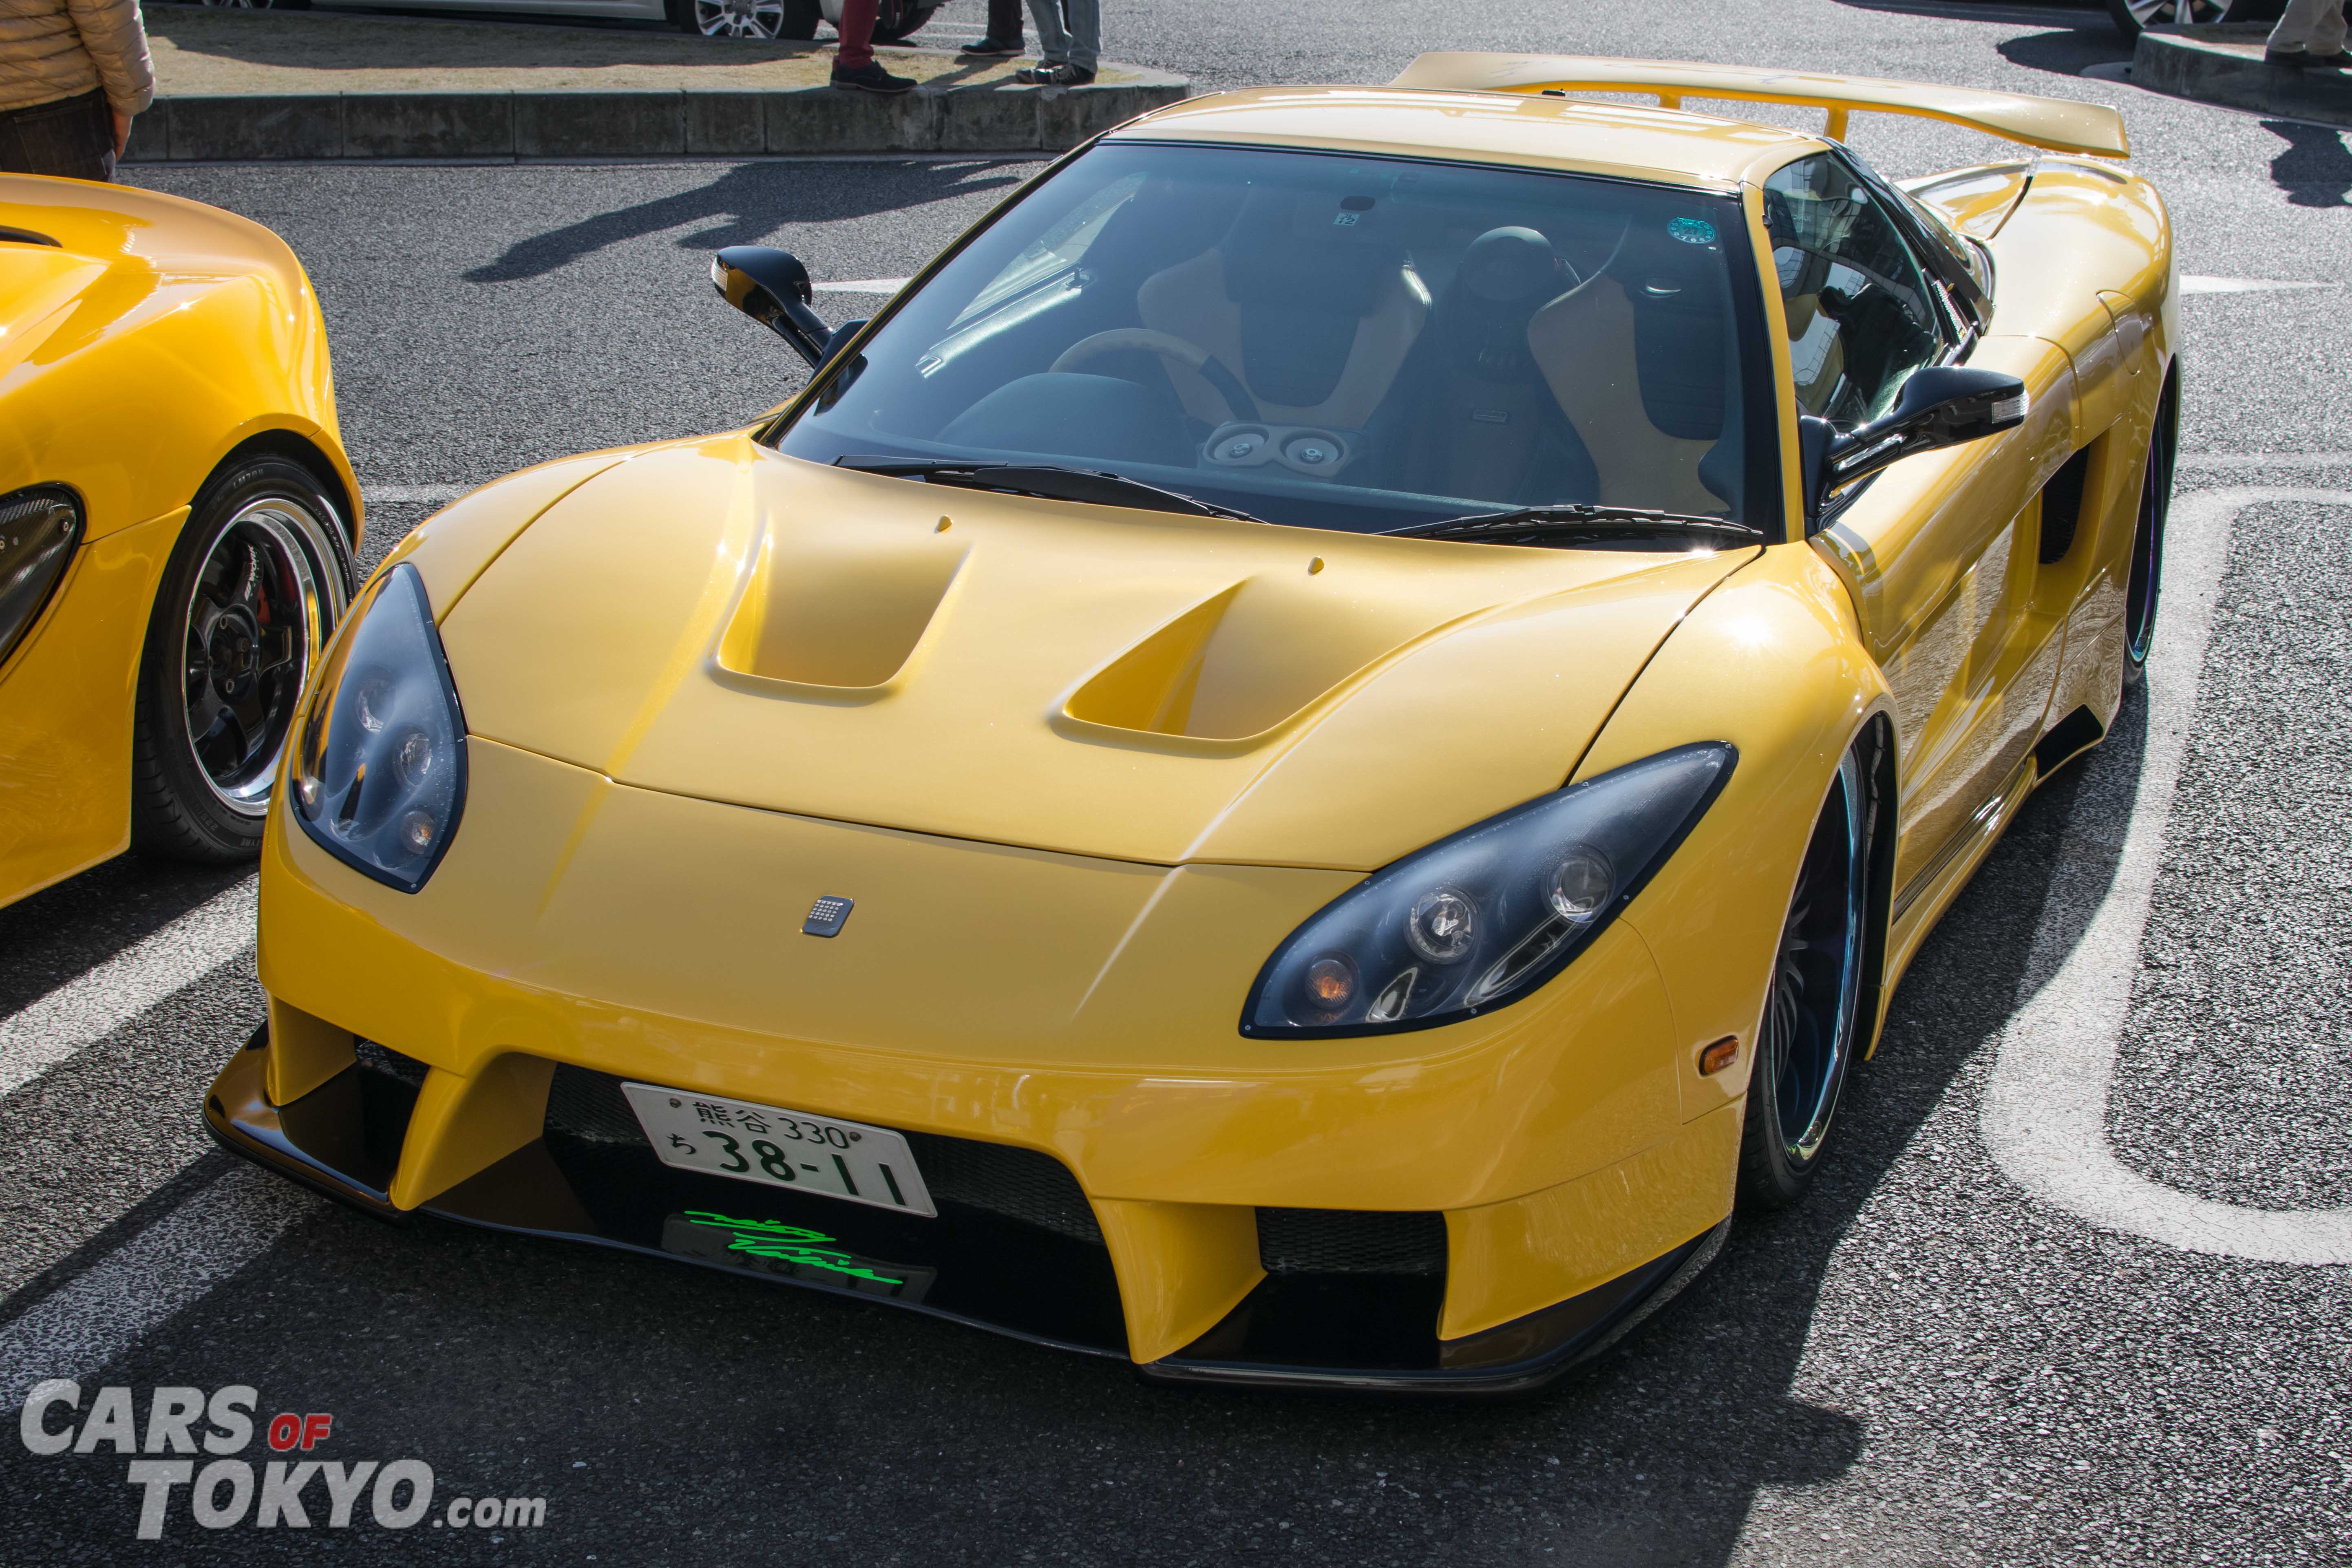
[208,1024,1731,1395]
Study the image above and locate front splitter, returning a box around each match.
[206,1027,1727,1395]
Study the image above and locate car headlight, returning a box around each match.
[1241,744,1736,1038]
[290,563,467,893]
[0,485,82,667]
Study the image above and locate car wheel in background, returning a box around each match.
[2105,0,2279,40]
[679,0,797,38]
[1737,748,1870,1210]
[131,457,353,864]
[873,2,937,42]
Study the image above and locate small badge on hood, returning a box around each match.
[803,895,854,937]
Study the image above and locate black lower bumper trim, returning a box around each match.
[206,1029,1128,1360]
[206,1027,1728,1394]
[1143,1217,1730,1396]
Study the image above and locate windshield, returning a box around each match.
[774,141,1781,539]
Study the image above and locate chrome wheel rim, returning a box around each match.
[695,0,786,38]
[179,499,342,816]
[1760,753,1867,1165]
[2124,435,2169,665]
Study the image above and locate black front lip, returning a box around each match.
[206,1027,1726,1395]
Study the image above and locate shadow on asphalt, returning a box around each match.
[0,855,249,1018]
[1993,23,2135,76]
[465,160,1031,283]
[2264,118,2352,205]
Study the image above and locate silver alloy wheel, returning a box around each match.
[1759,750,1868,1165]
[695,0,788,39]
[178,499,343,816]
[2118,0,2230,19]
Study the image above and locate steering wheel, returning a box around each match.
[1050,329,1262,425]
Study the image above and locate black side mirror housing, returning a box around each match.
[711,246,837,370]
[1804,364,2029,529]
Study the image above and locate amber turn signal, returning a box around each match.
[1697,1036,1740,1076]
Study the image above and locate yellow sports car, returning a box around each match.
[1,176,360,904]
[210,57,2171,1392]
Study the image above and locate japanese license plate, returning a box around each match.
[622,1082,936,1218]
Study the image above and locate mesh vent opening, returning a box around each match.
[355,1039,429,1089]
[1257,1208,1448,1276]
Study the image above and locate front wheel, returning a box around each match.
[130,457,353,864]
[2121,376,2177,688]
[1737,748,1871,1210]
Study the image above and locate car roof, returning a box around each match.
[1109,86,1826,190]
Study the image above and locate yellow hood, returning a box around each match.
[436,437,1749,870]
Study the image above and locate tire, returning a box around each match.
[2105,0,2268,40]
[130,457,354,864]
[2120,372,2178,689]
[685,0,798,39]
[874,2,936,43]
[1737,748,1871,1210]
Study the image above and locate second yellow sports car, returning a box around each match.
[1,175,360,907]
[209,57,2171,1391]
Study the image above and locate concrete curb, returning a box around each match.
[2131,23,2352,128]
[124,73,1189,162]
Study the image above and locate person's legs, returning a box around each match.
[0,90,115,182]
[1060,0,1098,73]
[835,0,878,70]
[987,0,1024,44]
[2267,0,2348,57]
[1023,0,1069,64]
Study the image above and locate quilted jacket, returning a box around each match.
[0,0,154,117]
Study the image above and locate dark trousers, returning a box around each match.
[0,88,115,183]
[987,0,1024,43]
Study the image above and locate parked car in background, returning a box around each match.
[2105,0,2280,40]
[196,0,940,44]
[0,177,358,908]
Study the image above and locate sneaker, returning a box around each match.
[1015,62,1095,85]
[958,35,1023,56]
[832,61,917,93]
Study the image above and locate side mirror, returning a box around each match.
[711,246,836,370]
[1804,364,2029,527]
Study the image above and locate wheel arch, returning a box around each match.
[1572,541,1898,1117]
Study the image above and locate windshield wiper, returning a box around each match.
[835,457,1265,524]
[1384,504,1763,545]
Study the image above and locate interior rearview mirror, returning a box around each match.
[710,246,839,371]
[1802,364,2030,529]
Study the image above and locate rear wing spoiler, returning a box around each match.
[1387,53,2129,159]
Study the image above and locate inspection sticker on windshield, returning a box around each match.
[623,1082,936,1217]
[1668,216,1718,245]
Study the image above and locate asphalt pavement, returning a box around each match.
[4,0,2350,1561]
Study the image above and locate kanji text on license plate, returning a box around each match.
[622,1083,936,1218]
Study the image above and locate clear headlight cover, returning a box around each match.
[1241,744,1736,1038]
[290,563,468,893]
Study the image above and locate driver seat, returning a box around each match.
[1136,187,1429,430]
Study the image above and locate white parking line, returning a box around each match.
[0,879,257,1099]
[2178,452,2352,473]
[0,1164,320,1402]
[1982,486,2352,1265]
[2180,276,2334,295]
[363,484,467,507]
[813,278,910,294]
